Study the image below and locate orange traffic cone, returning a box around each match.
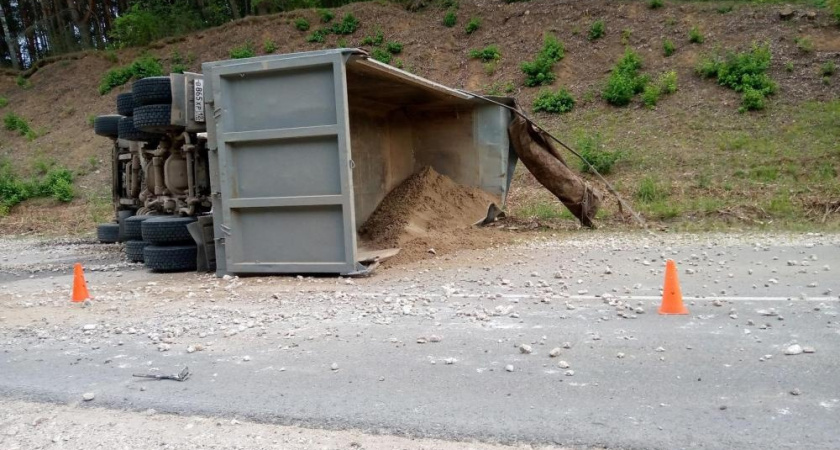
[71,263,91,303]
[659,259,688,315]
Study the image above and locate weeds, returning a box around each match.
[386,41,403,54]
[15,76,31,89]
[821,61,836,76]
[294,17,310,31]
[229,41,256,59]
[465,17,481,34]
[795,36,814,52]
[469,45,501,62]
[663,38,675,57]
[361,27,385,46]
[98,55,163,95]
[649,0,664,8]
[717,5,733,13]
[331,13,359,34]
[86,114,96,127]
[263,39,277,53]
[520,34,564,87]
[637,176,668,203]
[621,28,632,45]
[533,88,575,113]
[485,81,515,95]
[306,29,329,43]
[4,112,31,137]
[0,160,74,215]
[577,133,622,174]
[443,10,457,27]
[602,49,648,106]
[696,42,775,112]
[659,70,678,94]
[318,9,334,23]
[642,84,661,109]
[589,19,605,41]
[0,97,7,108]
[642,71,677,108]
[372,48,392,64]
[785,61,794,72]
[689,26,704,44]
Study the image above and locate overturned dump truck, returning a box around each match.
[93,48,598,276]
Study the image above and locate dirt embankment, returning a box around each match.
[1,0,838,236]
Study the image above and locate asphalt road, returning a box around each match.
[1,232,839,449]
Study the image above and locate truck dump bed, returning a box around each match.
[203,49,517,276]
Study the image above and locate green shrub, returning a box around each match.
[533,88,575,114]
[659,70,677,94]
[637,176,668,203]
[331,13,359,34]
[264,39,277,54]
[520,34,565,87]
[15,76,31,89]
[795,36,813,53]
[688,26,703,44]
[0,161,75,214]
[577,133,621,174]
[821,61,836,76]
[306,29,328,43]
[99,55,163,95]
[602,49,648,106]
[696,42,775,111]
[648,0,664,9]
[465,17,481,34]
[642,84,661,108]
[469,45,501,62]
[0,97,7,108]
[663,38,675,57]
[589,19,605,41]
[785,61,794,72]
[372,48,392,64]
[717,5,733,14]
[4,112,31,136]
[443,10,457,27]
[294,17,310,31]
[318,9,335,23]
[229,41,256,59]
[361,27,385,46]
[386,41,403,54]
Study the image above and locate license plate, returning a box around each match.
[194,79,205,123]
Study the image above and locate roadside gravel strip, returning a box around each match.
[1,231,838,449]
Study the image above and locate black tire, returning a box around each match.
[125,240,147,262]
[133,104,182,134]
[141,216,197,245]
[116,93,135,116]
[94,115,121,138]
[97,223,120,243]
[143,245,197,272]
[118,116,158,141]
[132,77,172,106]
[117,210,133,242]
[124,215,153,241]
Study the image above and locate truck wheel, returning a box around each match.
[116,93,135,116]
[123,215,153,241]
[133,104,182,134]
[143,245,197,272]
[94,115,121,138]
[118,116,157,141]
[141,216,197,245]
[125,240,147,262]
[97,223,120,243]
[132,77,172,106]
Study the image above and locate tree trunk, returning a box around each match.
[228,0,241,19]
[0,2,20,70]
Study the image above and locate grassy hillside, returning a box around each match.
[0,0,838,235]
